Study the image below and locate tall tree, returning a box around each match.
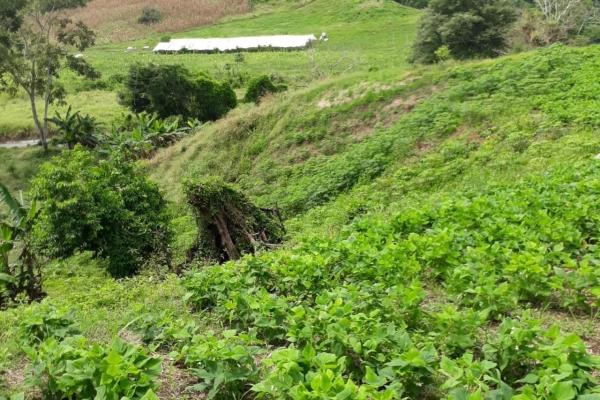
[411,0,517,64]
[0,0,97,151]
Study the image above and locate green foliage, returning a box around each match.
[49,105,100,149]
[244,75,287,103]
[395,0,430,8]
[177,330,262,400]
[434,44,451,62]
[118,63,237,122]
[253,347,401,399]
[133,311,198,348]
[18,304,79,345]
[0,183,43,308]
[411,0,516,63]
[183,160,600,398]
[30,148,171,277]
[102,112,195,160]
[25,336,161,400]
[137,7,162,25]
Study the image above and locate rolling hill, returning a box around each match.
[1,0,600,398]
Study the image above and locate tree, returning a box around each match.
[534,0,585,23]
[0,183,43,308]
[118,63,237,122]
[0,0,97,151]
[411,0,517,64]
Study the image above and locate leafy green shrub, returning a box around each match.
[30,148,171,277]
[25,337,161,400]
[441,317,600,398]
[176,330,262,400]
[137,7,161,25]
[244,75,286,103]
[133,311,198,348]
[19,304,79,345]
[253,347,402,399]
[118,63,237,122]
[411,0,516,63]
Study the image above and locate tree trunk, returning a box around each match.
[42,67,52,152]
[29,92,47,151]
[28,63,48,152]
[214,212,241,260]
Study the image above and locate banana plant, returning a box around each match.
[0,183,43,307]
[101,112,192,160]
[49,106,100,150]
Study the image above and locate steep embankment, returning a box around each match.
[151,45,600,238]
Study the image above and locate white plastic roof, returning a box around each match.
[153,35,317,53]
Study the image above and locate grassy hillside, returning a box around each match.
[2,42,600,398]
[0,0,418,139]
[2,0,600,397]
[150,45,600,234]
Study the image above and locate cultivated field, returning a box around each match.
[67,0,250,43]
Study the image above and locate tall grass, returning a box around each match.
[68,0,251,43]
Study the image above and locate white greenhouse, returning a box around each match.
[153,35,318,53]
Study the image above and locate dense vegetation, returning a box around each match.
[1,0,600,399]
[410,0,516,63]
[30,148,171,277]
[119,64,237,122]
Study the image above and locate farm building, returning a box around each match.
[153,35,318,53]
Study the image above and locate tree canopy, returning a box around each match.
[411,0,517,63]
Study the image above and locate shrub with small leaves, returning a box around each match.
[138,7,162,25]
[30,147,172,277]
[177,330,263,400]
[19,304,79,345]
[244,75,286,103]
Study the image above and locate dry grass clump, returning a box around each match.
[68,0,251,43]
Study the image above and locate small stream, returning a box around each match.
[0,140,40,149]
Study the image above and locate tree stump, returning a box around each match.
[184,177,285,265]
